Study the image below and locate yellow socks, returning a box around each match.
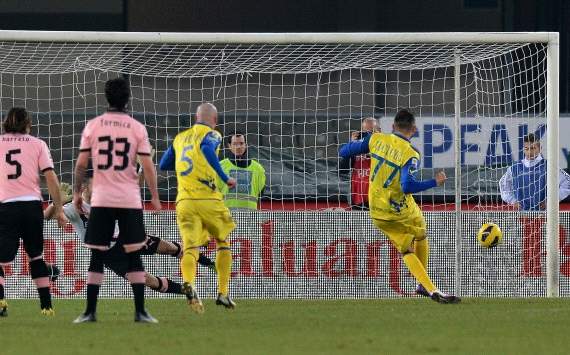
[414,238,429,269]
[403,252,436,294]
[181,248,199,286]
[181,245,233,296]
[216,248,232,296]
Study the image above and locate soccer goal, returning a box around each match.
[0,31,561,299]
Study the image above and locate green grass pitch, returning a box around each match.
[1,298,569,354]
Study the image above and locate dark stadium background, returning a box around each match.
[0,0,567,209]
[0,0,565,110]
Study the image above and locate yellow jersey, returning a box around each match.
[173,123,223,201]
[368,132,421,221]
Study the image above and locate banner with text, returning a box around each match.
[4,211,570,299]
[376,116,568,169]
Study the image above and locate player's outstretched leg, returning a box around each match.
[181,247,204,314]
[127,253,158,323]
[145,236,181,258]
[74,250,104,323]
[147,237,215,271]
[155,238,183,258]
[215,243,235,309]
[147,275,185,295]
[29,257,55,315]
[401,250,461,304]
[413,237,431,297]
[0,265,7,317]
[170,241,183,258]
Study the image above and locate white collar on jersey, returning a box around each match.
[521,153,543,168]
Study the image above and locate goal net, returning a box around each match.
[0,31,561,299]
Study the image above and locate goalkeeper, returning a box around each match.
[339,109,460,304]
[44,175,216,301]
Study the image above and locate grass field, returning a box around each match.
[1,298,569,355]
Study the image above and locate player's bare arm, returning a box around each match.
[137,147,156,185]
[44,169,66,228]
[73,151,89,214]
[43,203,57,220]
[43,203,67,223]
[139,153,161,211]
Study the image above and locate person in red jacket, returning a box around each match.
[341,117,380,210]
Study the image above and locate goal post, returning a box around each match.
[546,34,560,297]
[454,49,462,297]
[0,30,561,299]
[0,30,558,44]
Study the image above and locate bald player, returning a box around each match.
[160,103,237,313]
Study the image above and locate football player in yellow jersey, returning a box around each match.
[159,103,237,313]
[340,109,460,304]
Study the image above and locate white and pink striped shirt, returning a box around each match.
[79,112,151,209]
[0,133,54,202]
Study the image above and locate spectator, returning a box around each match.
[499,133,570,210]
[340,117,380,210]
[219,133,266,209]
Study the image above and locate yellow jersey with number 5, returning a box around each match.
[173,123,223,201]
[368,132,421,221]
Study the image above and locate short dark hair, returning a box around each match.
[523,133,540,144]
[105,77,130,110]
[2,107,31,134]
[229,132,246,144]
[394,109,415,131]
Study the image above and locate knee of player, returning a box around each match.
[28,258,49,276]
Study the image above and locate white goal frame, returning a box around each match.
[0,30,560,297]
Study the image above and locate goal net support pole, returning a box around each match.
[454,49,462,296]
[546,34,560,298]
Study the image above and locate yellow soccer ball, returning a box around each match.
[477,223,503,248]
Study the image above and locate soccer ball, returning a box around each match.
[477,223,502,248]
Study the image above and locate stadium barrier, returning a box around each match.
[4,211,570,299]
